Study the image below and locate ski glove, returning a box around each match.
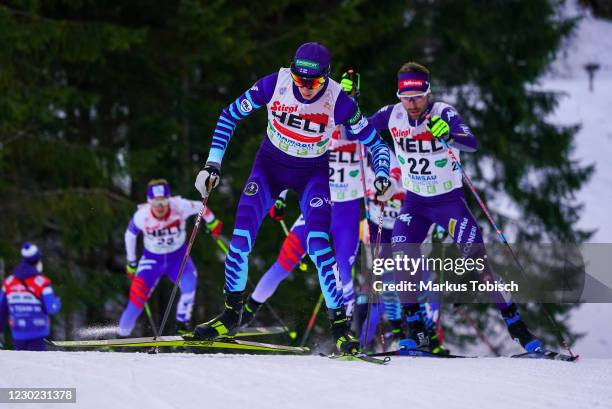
[195,162,221,198]
[427,115,451,141]
[126,261,138,280]
[373,176,391,199]
[340,70,361,99]
[268,197,287,221]
[206,218,223,239]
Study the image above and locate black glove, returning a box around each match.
[373,176,391,198]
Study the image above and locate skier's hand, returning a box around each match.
[376,177,399,202]
[206,218,223,239]
[340,69,360,98]
[126,261,138,280]
[268,197,287,221]
[195,162,221,198]
[373,176,392,201]
[426,115,452,142]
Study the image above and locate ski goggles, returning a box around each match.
[290,71,326,90]
[148,197,169,207]
[396,87,431,103]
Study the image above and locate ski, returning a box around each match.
[369,348,473,358]
[231,326,287,337]
[49,336,309,354]
[369,348,577,361]
[320,352,390,365]
[512,350,579,362]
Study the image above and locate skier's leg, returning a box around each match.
[168,256,197,329]
[363,221,403,342]
[224,172,276,294]
[243,216,307,325]
[298,169,359,354]
[13,338,47,351]
[391,201,434,349]
[330,199,361,317]
[251,216,307,303]
[118,254,161,336]
[434,197,542,352]
[193,162,276,339]
[298,177,340,310]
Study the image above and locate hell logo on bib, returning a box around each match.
[270,100,329,143]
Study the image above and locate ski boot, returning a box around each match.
[328,308,360,355]
[175,320,191,335]
[191,291,244,339]
[399,305,430,350]
[425,325,450,355]
[240,296,263,327]
[390,319,405,341]
[501,304,542,353]
[422,311,450,355]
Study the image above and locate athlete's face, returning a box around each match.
[295,82,325,100]
[150,198,169,219]
[399,90,430,120]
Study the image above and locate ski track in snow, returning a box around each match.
[1,351,611,409]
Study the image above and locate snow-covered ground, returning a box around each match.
[1,350,610,409]
[543,2,612,359]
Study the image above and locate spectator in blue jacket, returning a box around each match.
[0,242,61,351]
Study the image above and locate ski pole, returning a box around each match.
[211,234,295,339]
[438,136,574,357]
[357,141,375,347]
[156,195,209,339]
[356,129,388,350]
[300,293,324,347]
[364,201,386,350]
[456,305,501,356]
[144,302,159,338]
[143,302,160,354]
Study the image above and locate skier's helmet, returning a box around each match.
[290,42,331,89]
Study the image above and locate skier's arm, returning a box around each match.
[182,198,223,238]
[430,106,478,152]
[125,217,141,264]
[206,73,278,166]
[41,282,61,316]
[335,93,391,179]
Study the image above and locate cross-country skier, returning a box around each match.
[192,43,391,354]
[0,242,61,351]
[118,179,222,336]
[240,69,380,326]
[368,62,543,353]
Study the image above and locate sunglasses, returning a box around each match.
[396,88,431,102]
[290,72,326,90]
